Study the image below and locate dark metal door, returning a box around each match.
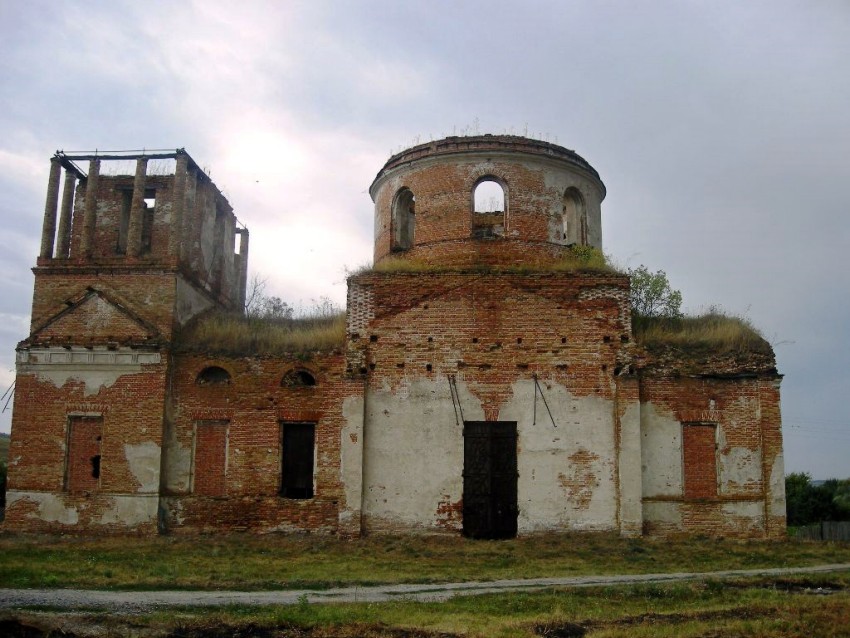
[463,421,518,539]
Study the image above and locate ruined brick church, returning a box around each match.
[4,136,786,538]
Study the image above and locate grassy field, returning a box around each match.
[1,532,849,591]
[163,572,850,637]
[4,571,850,637]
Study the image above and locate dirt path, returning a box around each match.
[1,563,848,610]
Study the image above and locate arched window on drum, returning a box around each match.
[391,188,415,251]
[562,187,587,245]
[472,177,507,239]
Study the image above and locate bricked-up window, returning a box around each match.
[193,420,229,497]
[281,369,316,387]
[391,187,415,251]
[682,423,718,499]
[196,366,231,385]
[280,422,315,499]
[65,416,103,493]
[562,187,587,245]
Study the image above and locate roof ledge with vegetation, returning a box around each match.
[351,246,619,277]
[173,311,346,358]
[633,311,777,377]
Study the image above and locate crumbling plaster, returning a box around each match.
[6,491,80,525]
[768,450,787,519]
[362,376,474,532]
[718,444,762,494]
[640,401,683,497]
[339,395,365,533]
[124,442,161,493]
[501,378,618,532]
[18,348,161,397]
[98,494,159,527]
[175,277,216,326]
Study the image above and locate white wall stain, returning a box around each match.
[719,446,762,493]
[124,441,162,493]
[98,494,158,526]
[639,401,683,497]
[340,394,365,531]
[643,501,682,529]
[6,491,79,525]
[502,379,618,533]
[362,375,476,531]
[768,451,787,518]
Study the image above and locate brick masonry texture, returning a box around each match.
[159,352,360,534]
[4,139,786,539]
[370,135,605,266]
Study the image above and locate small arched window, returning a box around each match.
[473,179,505,213]
[196,366,231,385]
[391,188,415,251]
[472,178,506,239]
[281,369,316,387]
[562,187,587,245]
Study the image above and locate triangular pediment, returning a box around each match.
[26,289,161,346]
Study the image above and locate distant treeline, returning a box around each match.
[786,473,850,526]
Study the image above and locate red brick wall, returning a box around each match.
[639,371,785,538]
[348,271,632,408]
[68,176,176,261]
[7,360,166,494]
[161,352,361,534]
[389,238,584,269]
[4,356,166,534]
[30,271,178,339]
[38,170,244,314]
[370,136,604,267]
[347,269,634,534]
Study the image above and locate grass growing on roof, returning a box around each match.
[351,245,618,276]
[632,309,772,355]
[175,311,346,356]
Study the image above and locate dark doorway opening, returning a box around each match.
[463,421,518,539]
[280,422,315,499]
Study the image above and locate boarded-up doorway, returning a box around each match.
[463,421,518,539]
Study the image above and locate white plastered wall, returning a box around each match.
[361,375,628,534]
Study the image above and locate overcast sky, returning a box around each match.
[1,0,848,478]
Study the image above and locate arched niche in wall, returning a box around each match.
[196,365,232,385]
[391,187,415,251]
[472,177,507,239]
[562,187,587,245]
[281,368,317,388]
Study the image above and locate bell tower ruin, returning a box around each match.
[6,150,247,532]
